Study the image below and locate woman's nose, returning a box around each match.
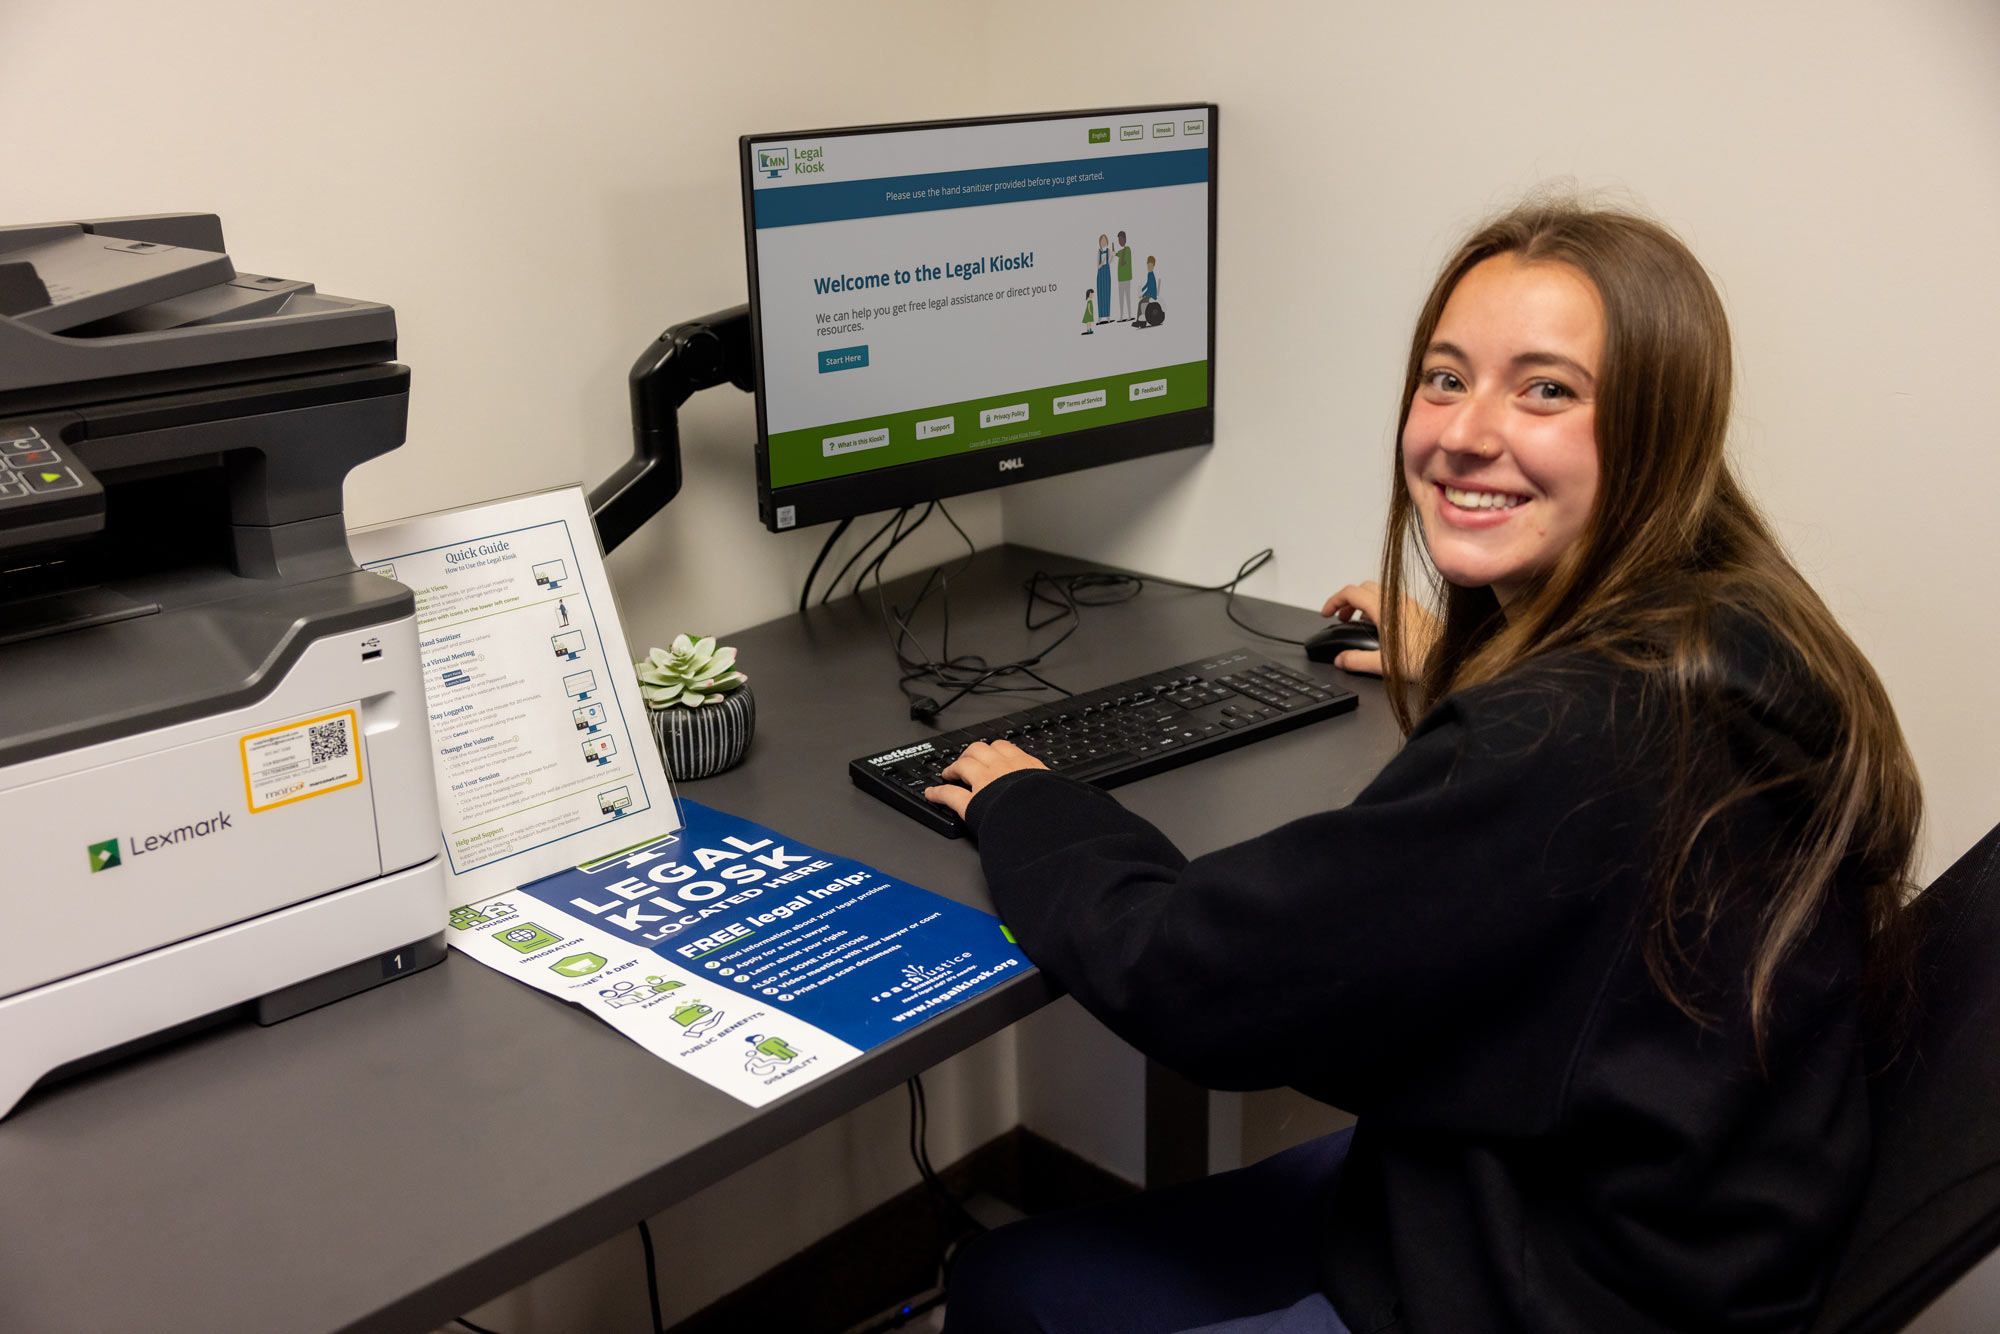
[1436,392,1502,459]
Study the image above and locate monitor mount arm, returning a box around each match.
[589,304,753,553]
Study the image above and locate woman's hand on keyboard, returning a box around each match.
[925,739,1049,819]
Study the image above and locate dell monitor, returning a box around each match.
[741,104,1217,531]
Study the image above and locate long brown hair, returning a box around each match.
[1377,200,1921,1058]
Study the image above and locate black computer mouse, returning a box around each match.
[1303,617,1380,662]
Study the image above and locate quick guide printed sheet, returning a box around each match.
[348,487,680,901]
[447,800,1029,1106]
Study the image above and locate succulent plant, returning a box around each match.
[635,635,748,709]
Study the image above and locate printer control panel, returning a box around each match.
[0,420,105,551]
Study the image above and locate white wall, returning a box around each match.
[8,5,1017,1329]
[996,0,2000,884]
[10,1,1999,1328]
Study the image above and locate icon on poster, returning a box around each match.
[551,952,607,978]
[583,735,618,766]
[533,559,569,589]
[563,669,597,701]
[598,975,685,1007]
[745,1033,800,1076]
[598,785,633,816]
[669,1001,721,1035]
[572,702,607,733]
[448,900,517,930]
[498,923,562,954]
[552,630,585,660]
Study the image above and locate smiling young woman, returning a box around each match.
[1399,253,1604,606]
[1375,205,1920,1058]
[933,200,1923,1334]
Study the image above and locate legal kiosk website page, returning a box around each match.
[750,109,1212,488]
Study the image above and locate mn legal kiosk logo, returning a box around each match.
[758,147,790,179]
[86,809,235,872]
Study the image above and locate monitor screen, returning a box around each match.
[742,105,1216,531]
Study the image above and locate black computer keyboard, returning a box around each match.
[850,647,1358,836]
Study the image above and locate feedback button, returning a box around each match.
[823,427,890,457]
[1129,378,1168,401]
[817,345,870,374]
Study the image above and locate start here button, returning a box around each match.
[1129,378,1169,401]
[980,403,1030,428]
[1053,389,1106,415]
[823,426,890,457]
[817,345,870,374]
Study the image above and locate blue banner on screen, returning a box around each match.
[515,799,1027,1050]
[753,148,1209,230]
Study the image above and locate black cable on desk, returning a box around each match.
[906,1075,985,1249]
[798,516,853,614]
[455,1318,505,1334]
[637,1218,665,1334]
[821,507,910,606]
[1029,547,1307,646]
[880,504,1077,723]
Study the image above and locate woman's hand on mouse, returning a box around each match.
[1320,581,1438,677]
[924,739,1048,819]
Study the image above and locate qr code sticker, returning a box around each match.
[309,719,350,765]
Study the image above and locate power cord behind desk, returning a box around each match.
[798,501,1310,726]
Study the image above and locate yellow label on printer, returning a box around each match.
[240,708,365,813]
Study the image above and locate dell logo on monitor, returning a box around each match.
[998,457,1024,472]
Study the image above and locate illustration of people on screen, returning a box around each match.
[1116,231,1133,321]
[1095,234,1111,324]
[1136,255,1162,328]
[1081,288,1095,333]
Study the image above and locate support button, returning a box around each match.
[24,466,83,493]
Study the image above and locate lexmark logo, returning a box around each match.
[96,810,235,866]
[997,457,1024,472]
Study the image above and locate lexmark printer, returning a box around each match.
[0,214,445,1116]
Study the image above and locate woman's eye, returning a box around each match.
[1526,380,1573,403]
[1421,368,1465,394]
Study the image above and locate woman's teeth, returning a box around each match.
[1443,486,1524,510]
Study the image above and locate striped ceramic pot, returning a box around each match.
[648,686,756,781]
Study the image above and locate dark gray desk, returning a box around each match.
[0,545,1403,1334]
